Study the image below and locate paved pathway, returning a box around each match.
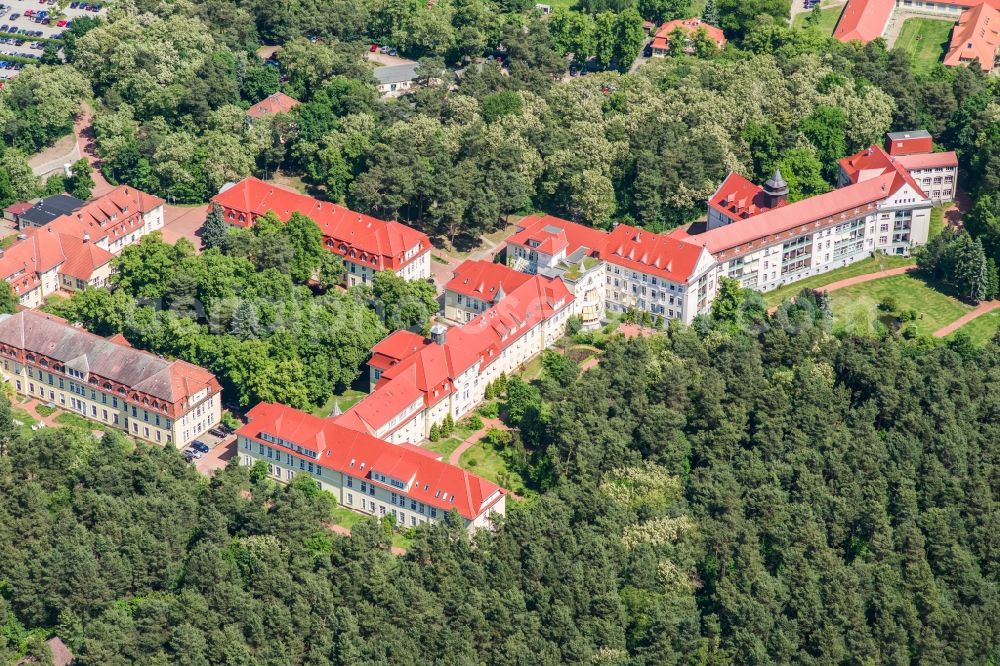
[932,300,1000,337]
[815,265,915,292]
[771,266,915,315]
[74,101,115,197]
[447,417,506,466]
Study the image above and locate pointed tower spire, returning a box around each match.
[331,400,342,417]
[762,169,789,208]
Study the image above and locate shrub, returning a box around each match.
[879,295,899,312]
[478,401,499,418]
[464,414,484,431]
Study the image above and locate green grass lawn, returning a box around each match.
[425,435,464,459]
[330,505,368,531]
[518,354,545,382]
[948,309,1000,345]
[764,254,916,306]
[792,4,845,35]
[11,407,39,439]
[311,389,367,417]
[928,205,946,241]
[893,18,953,75]
[54,410,113,434]
[830,273,972,337]
[458,435,531,496]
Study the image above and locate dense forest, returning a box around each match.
[2,291,998,664]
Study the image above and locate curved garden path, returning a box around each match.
[447,417,506,466]
[932,300,1000,337]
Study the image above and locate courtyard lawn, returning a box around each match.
[458,435,531,496]
[425,421,477,459]
[928,205,946,241]
[893,18,953,75]
[830,273,972,337]
[792,4,845,34]
[948,309,1000,345]
[330,505,368,532]
[764,254,915,306]
[311,389,366,417]
[11,407,39,439]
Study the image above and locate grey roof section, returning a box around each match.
[0,311,212,404]
[18,194,86,227]
[374,63,419,85]
[764,169,789,196]
[886,130,931,141]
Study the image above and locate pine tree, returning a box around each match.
[702,0,719,25]
[230,300,262,340]
[202,203,230,250]
[954,235,990,303]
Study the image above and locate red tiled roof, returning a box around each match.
[507,214,609,258]
[369,330,429,371]
[651,17,726,51]
[894,151,959,170]
[246,92,300,119]
[340,275,574,433]
[838,144,928,197]
[48,185,164,246]
[3,202,32,216]
[211,178,429,272]
[56,236,114,281]
[693,173,899,255]
[601,224,705,284]
[445,259,533,302]
[0,227,68,297]
[707,172,785,221]
[239,402,504,520]
[833,0,892,43]
[944,3,1000,70]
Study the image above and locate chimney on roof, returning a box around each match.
[430,323,447,346]
[762,169,789,208]
[124,187,129,195]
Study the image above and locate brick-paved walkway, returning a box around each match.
[932,300,1000,338]
[447,417,506,465]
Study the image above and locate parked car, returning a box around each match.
[56,19,65,26]
[191,440,210,454]
[69,1,77,7]
[183,446,204,460]
[369,43,377,52]
[9,13,18,20]
[209,427,230,438]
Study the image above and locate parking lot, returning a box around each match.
[0,0,104,80]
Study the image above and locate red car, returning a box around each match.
[370,43,378,52]
[56,19,66,26]
[24,9,34,15]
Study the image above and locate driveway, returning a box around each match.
[195,436,236,475]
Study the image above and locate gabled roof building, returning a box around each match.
[336,275,574,445]
[0,311,221,446]
[246,92,300,120]
[237,402,506,529]
[834,0,999,73]
[211,178,431,286]
[444,259,534,323]
[0,186,165,309]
